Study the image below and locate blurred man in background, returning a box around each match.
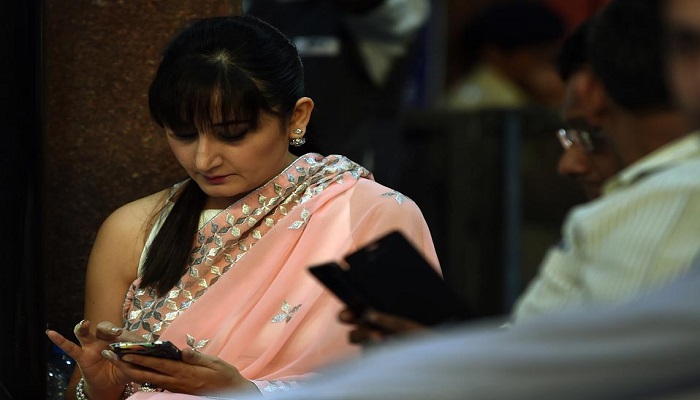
[513,0,698,321]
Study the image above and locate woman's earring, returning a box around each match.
[290,128,306,147]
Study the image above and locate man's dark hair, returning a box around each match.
[556,19,592,81]
[588,0,672,112]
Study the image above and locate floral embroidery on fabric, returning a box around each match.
[381,190,407,204]
[186,334,210,352]
[271,301,302,323]
[288,207,310,230]
[123,154,370,341]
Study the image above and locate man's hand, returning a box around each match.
[338,308,428,345]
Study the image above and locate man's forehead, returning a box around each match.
[561,69,592,118]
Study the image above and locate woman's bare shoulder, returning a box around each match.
[100,188,171,239]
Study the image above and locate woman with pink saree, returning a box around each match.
[46,15,439,399]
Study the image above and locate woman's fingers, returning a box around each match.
[46,329,82,359]
[94,321,123,341]
[74,319,90,338]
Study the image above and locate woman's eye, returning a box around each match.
[217,129,248,141]
[170,131,197,141]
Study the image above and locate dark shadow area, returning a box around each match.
[0,0,45,398]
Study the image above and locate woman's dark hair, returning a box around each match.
[141,15,304,295]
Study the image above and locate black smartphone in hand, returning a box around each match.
[309,231,472,327]
[110,340,182,360]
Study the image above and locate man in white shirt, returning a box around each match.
[512,0,700,320]
[339,0,698,343]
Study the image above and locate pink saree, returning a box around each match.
[123,154,439,398]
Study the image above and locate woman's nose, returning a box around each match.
[195,135,223,171]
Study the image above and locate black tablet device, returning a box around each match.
[309,231,471,326]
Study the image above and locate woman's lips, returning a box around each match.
[203,174,230,184]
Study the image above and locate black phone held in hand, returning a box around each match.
[110,340,182,360]
[309,231,472,327]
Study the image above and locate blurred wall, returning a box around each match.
[43,0,238,340]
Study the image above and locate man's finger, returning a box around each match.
[338,308,359,324]
[364,310,425,334]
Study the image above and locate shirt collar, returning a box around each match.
[603,132,700,194]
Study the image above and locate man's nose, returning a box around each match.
[557,144,590,177]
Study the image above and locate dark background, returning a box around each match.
[1,0,44,397]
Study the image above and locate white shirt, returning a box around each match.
[513,132,700,321]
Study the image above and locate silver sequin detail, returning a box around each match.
[288,208,310,230]
[271,301,302,323]
[381,190,407,204]
[186,333,210,352]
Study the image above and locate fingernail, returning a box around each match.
[101,350,115,360]
[110,327,122,334]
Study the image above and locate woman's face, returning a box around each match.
[166,110,298,209]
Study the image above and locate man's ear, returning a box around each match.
[578,69,609,125]
[288,97,314,139]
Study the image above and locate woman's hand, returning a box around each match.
[339,308,428,345]
[46,320,140,398]
[103,347,258,396]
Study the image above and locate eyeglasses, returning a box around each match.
[557,128,605,152]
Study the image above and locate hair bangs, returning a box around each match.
[149,55,270,133]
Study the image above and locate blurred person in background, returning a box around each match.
[245,0,430,187]
[512,0,699,320]
[443,0,566,111]
[340,0,699,341]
